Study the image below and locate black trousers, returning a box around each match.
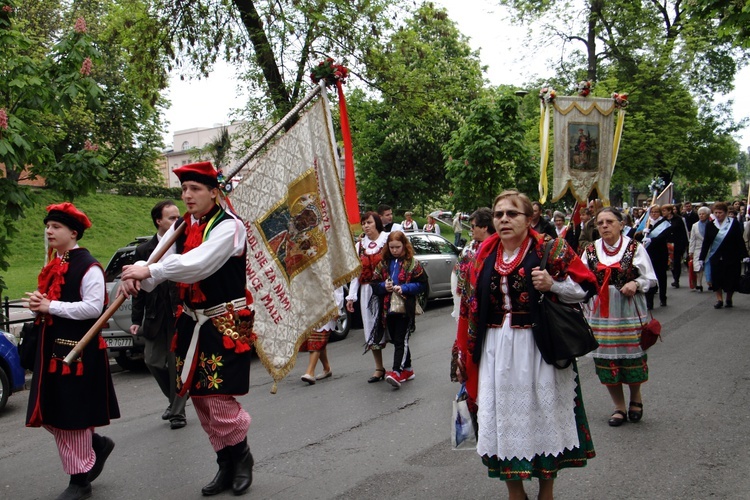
[671,245,686,283]
[387,314,411,372]
[647,262,668,307]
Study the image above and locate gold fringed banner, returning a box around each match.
[552,96,616,204]
[231,97,361,393]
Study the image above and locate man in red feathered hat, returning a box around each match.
[120,161,255,496]
[24,202,120,500]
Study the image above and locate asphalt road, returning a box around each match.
[1,282,749,499]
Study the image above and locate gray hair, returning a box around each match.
[553,210,565,221]
[698,206,711,216]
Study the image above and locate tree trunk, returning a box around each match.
[233,0,292,116]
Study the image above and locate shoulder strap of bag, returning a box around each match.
[539,239,554,269]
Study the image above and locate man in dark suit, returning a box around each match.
[682,201,699,232]
[530,201,556,238]
[130,200,187,429]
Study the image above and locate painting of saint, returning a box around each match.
[569,123,599,171]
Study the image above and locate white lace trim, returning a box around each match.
[476,322,581,461]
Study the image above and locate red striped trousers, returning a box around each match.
[44,425,96,475]
[193,395,251,451]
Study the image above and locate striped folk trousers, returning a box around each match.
[44,425,96,475]
[193,395,251,451]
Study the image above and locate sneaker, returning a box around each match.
[385,371,403,388]
[401,369,415,381]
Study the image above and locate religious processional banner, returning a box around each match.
[231,97,361,391]
[552,96,617,203]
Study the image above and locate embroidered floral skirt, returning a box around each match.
[593,355,648,385]
[299,329,330,352]
[586,289,649,386]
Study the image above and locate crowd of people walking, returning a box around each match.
[20,165,750,500]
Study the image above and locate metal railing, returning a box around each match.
[2,297,32,334]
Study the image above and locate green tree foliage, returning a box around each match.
[444,90,534,212]
[0,0,106,290]
[16,0,167,185]
[346,3,484,209]
[150,0,406,122]
[687,0,750,48]
[500,0,745,202]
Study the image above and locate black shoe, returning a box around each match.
[726,299,733,308]
[714,300,723,309]
[88,434,115,482]
[55,483,92,500]
[230,440,254,495]
[161,404,172,420]
[628,402,644,423]
[671,282,679,288]
[202,448,233,496]
[170,417,187,429]
[696,285,703,292]
[660,301,667,307]
[608,410,627,427]
[367,368,386,383]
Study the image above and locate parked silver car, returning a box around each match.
[405,232,460,305]
[101,238,150,370]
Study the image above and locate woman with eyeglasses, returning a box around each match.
[581,208,657,427]
[457,190,598,500]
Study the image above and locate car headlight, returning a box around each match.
[3,331,18,346]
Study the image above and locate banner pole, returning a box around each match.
[225,85,323,181]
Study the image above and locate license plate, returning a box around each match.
[105,337,133,348]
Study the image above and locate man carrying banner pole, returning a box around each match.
[120,161,255,497]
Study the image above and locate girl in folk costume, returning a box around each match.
[121,162,255,496]
[423,215,440,234]
[401,211,419,233]
[24,203,119,500]
[699,202,749,309]
[299,287,343,384]
[456,190,597,500]
[346,212,389,382]
[581,208,657,427]
[370,231,428,389]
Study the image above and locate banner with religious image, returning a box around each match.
[552,96,617,203]
[231,96,361,391]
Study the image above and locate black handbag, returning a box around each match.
[531,241,599,369]
[18,321,39,371]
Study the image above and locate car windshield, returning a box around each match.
[408,235,436,255]
[104,248,138,282]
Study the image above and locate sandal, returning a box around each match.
[608,410,627,427]
[367,368,386,383]
[628,402,644,423]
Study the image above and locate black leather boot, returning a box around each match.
[201,448,233,496]
[55,474,91,500]
[229,439,254,495]
[88,433,115,482]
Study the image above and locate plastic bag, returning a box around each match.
[451,383,477,450]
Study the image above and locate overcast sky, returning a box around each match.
[162,0,750,152]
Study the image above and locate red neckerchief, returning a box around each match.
[36,251,70,325]
[177,216,208,303]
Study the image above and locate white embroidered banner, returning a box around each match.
[552,96,616,203]
[231,97,361,391]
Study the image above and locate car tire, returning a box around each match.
[115,352,146,372]
[328,309,351,342]
[0,366,9,411]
